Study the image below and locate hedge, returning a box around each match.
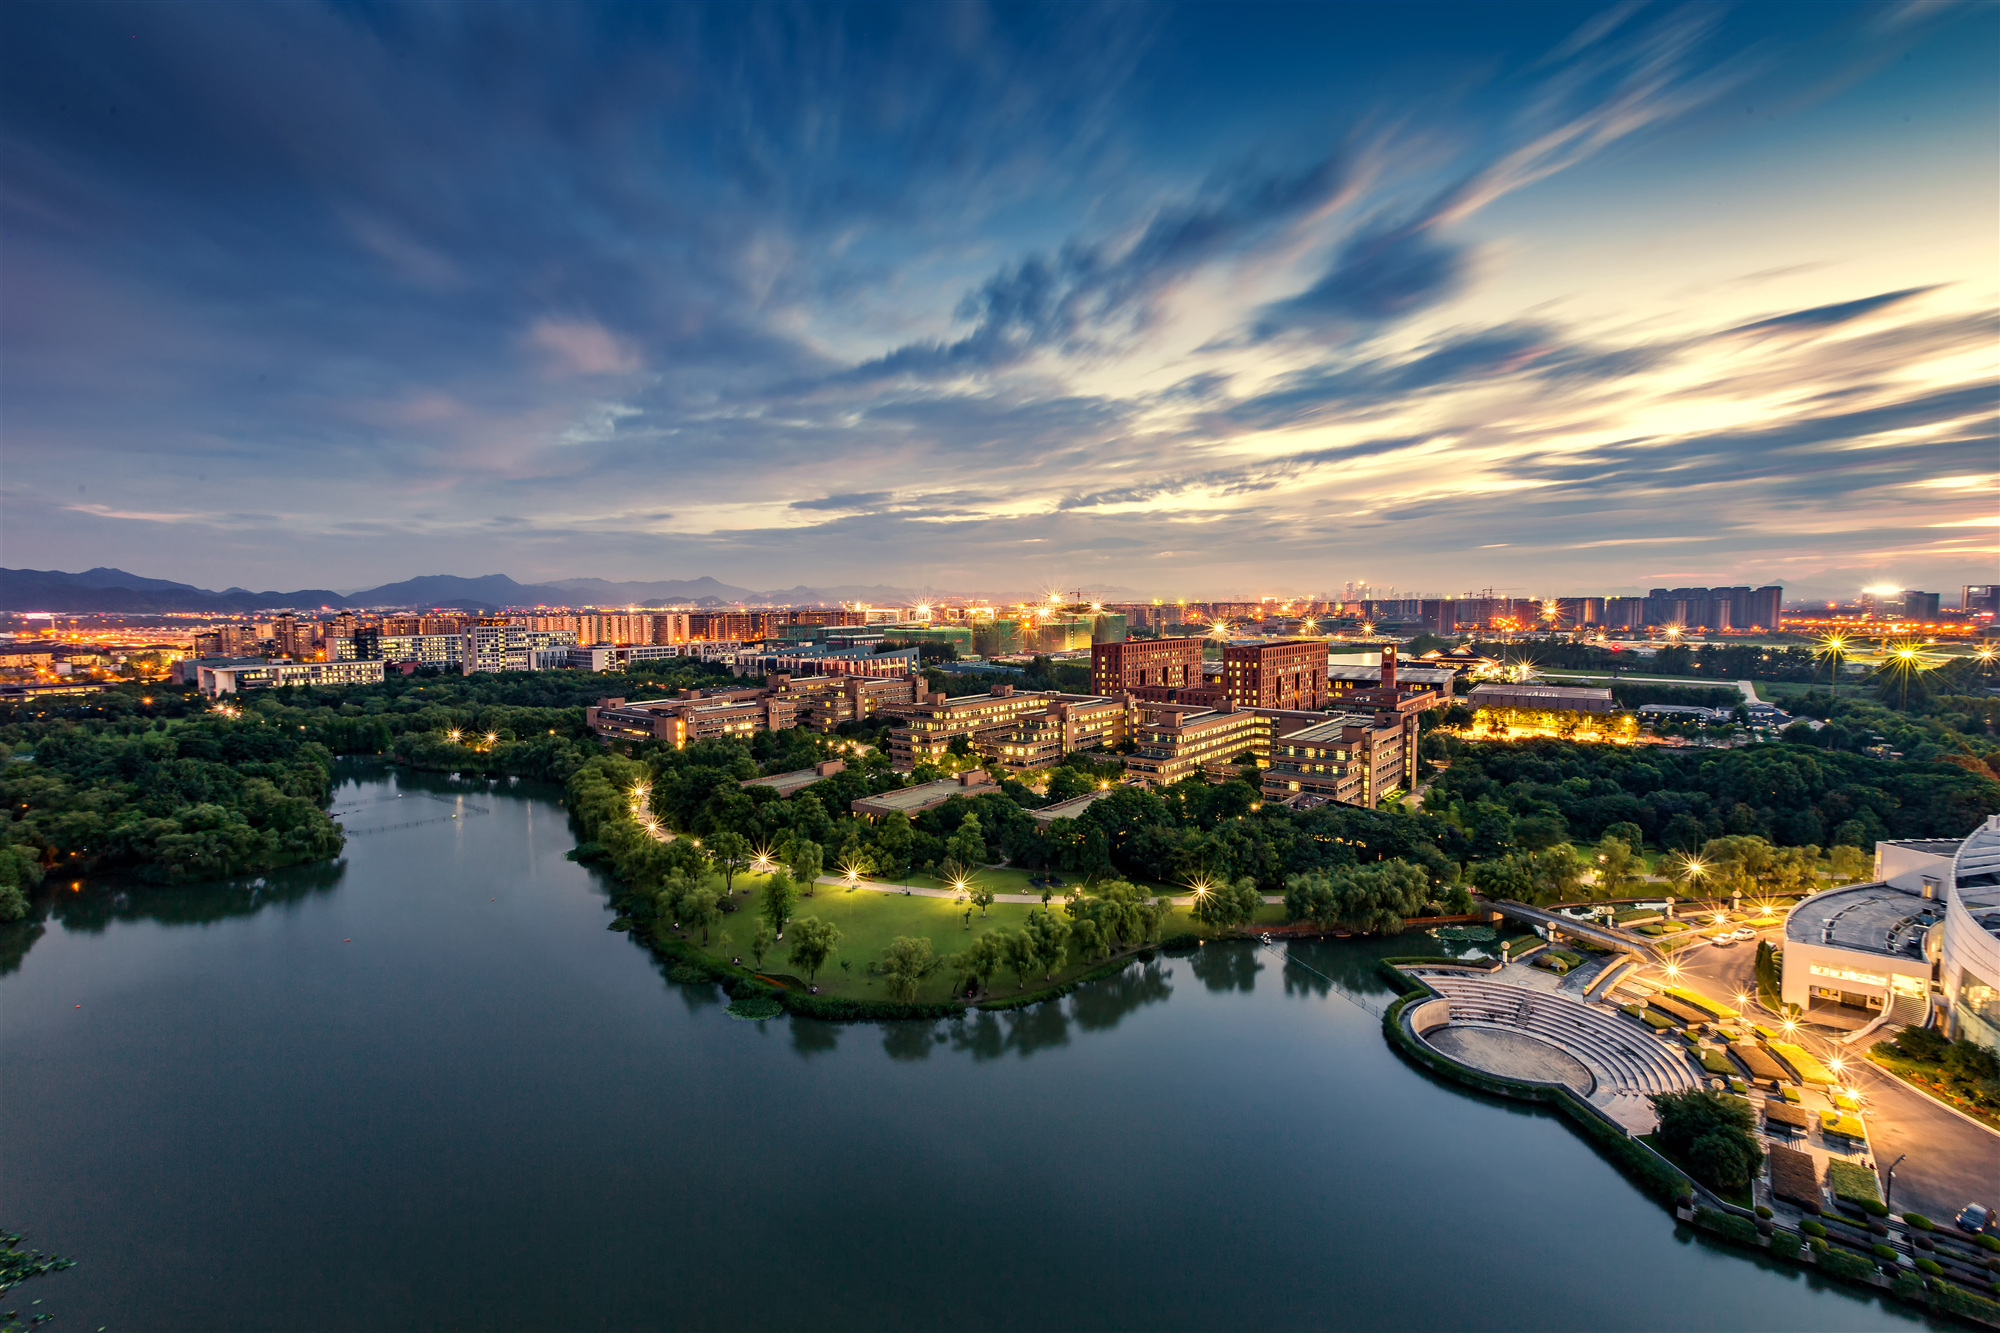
[1664,985,1737,1019]
[1918,1258,1945,1277]
[1696,1207,1762,1247]
[1819,1247,1878,1281]
[1697,1048,1737,1076]
[1819,1109,1867,1140]
[1801,1220,1827,1238]
[1624,1004,1676,1030]
[1770,1040,1835,1086]
[1904,1213,1935,1232]
[1828,1159,1883,1207]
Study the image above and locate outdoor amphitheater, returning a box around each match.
[1401,970,1702,1133]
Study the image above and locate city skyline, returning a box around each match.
[3,2,1996,599]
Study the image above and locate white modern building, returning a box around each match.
[197,659,386,696]
[1779,821,2000,1051]
[460,625,578,675]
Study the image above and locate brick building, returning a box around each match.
[989,695,1129,774]
[1091,636,1204,695]
[1222,639,1327,710]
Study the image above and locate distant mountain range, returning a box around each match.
[0,567,938,613]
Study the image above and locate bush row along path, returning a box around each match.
[813,873,1284,906]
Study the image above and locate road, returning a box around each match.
[1653,927,1998,1222]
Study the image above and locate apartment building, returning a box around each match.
[460,623,579,674]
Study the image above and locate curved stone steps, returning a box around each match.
[1422,975,1702,1103]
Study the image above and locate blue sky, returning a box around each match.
[2,0,1994,600]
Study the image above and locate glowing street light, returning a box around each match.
[447,729,462,743]
[484,732,498,746]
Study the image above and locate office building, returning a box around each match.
[1963,586,1999,617]
[1903,590,1941,621]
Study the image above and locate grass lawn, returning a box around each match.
[665,871,1280,1004]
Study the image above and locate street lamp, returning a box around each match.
[1883,1153,1907,1214]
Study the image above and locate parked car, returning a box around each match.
[1956,1203,1992,1233]
[1730,927,1757,940]
[1708,934,1737,947]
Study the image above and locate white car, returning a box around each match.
[1708,933,1737,947]
[1730,927,1757,941]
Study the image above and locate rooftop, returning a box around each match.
[850,772,995,816]
[1467,682,1616,704]
[1027,788,1120,826]
[1326,664,1455,683]
[1883,838,1964,855]
[1785,880,1939,958]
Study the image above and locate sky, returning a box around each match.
[2,0,1995,602]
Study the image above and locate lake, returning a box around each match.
[0,764,1940,1330]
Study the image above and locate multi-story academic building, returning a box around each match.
[1091,637,1204,695]
[1222,639,1327,711]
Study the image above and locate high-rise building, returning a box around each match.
[1965,586,2000,617]
[1904,590,1941,621]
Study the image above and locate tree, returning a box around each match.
[1604,821,1646,853]
[1594,835,1639,897]
[1022,907,1072,979]
[789,838,824,897]
[1828,844,1868,883]
[879,936,937,1001]
[710,831,749,895]
[1192,876,1260,933]
[1071,917,1107,963]
[947,811,985,867]
[1001,930,1037,989]
[1468,853,1539,903]
[751,923,775,969]
[1649,1088,1763,1192]
[954,931,1007,993]
[872,810,914,880]
[762,872,797,938]
[1284,871,1340,927]
[787,916,841,982]
[680,887,721,944]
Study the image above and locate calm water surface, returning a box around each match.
[1,765,1939,1331]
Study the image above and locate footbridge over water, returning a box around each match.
[1488,899,1661,960]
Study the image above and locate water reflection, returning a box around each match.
[864,959,1179,1064]
[1190,942,1263,992]
[790,1018,839,1058]
[49,861,348,937]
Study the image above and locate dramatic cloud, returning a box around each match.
[0,0,1992,599]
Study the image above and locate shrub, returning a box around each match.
[1756,1205,1773,1219]
[1872,1243,1898,1261]
[1770,1228,1802,1259]
[1917,1258,1944,1276]
[1801,1220,1827,1237]
[1903,1212,1934,1231]
[1977,1235,2000,1254]
[1809,1236,1828,1254]
[1865,1200,1889,1218]
[1697,1207,1762,1247]
[666,963,710,985]
[1820,1247,1876,1281]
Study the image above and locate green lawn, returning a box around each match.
[665,871,1275,1004]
